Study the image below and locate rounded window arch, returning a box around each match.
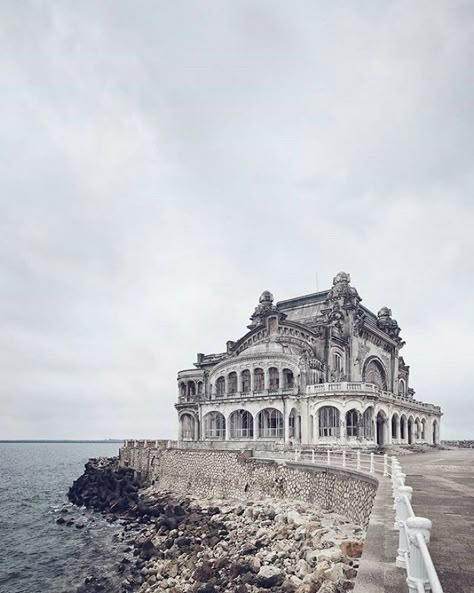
[228,372,237,394]
[257,408,283,438]
[197,381,203,395]
[363,358,387,390]
[268,367,279,390]
[421,418,427,440]
[216,376,225,397]
[400,414,407,440]
[399,378,406,396]
[180,413,196,441]
[318,406,340,438]
[391,413,400,440]
[203,411,226,439]
[229,409,254,439]
[346,408,360,438]
[241,369,251,393]
[187,381,196,397]
[179,382,187,398]
[254,368,264,391]
[282,368,294,389]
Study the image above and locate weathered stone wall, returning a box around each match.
[120,447,377,527]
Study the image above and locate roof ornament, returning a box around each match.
[327,271,361,310]
[248,290,286,328]
[377,306,402,342]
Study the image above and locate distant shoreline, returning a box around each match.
[0,440,124,443]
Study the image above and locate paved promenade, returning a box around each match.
[401,449,474,593]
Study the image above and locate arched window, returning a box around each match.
[254,368,264,391]
[216,376,225,397]
[203,411,226,439]
[179,383,186,398]
[346,409,359,438]
[432,419,439,445]
[318,406,340,437]
[392,414,399,439]
[399,379,406,396]
[332,352,343,380]
[408,416,414,444]
[362,407,374,440]
[282,368,294,389]
[197,381,203,396]
[289,408,297,438]
[257,408,284,438]
[181,413,195,440]
[363,359,387,390]
[269,367,279,390]
[228,372,237,395]
[421,418,426,440]
[400,415,407,440]
[229,410,254,439]
[188,381,196,397]
[241,370,251,393]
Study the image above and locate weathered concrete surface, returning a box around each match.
[402,449,474,593]
[353,477,405,593]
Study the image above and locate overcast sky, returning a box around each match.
[1,1,473,440]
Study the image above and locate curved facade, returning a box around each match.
[176,272,442,448]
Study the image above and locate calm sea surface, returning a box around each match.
[0,442,124,593]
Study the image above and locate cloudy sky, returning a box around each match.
[1,1,473,440]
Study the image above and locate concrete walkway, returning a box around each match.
[401,449,474,593]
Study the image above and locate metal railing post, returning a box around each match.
[327,450,331,466]
[405,516,432,592]
[395,487,413,567]
[311,449,315,464]
[356,450,361,471]
[342,450,346,468]
[370,452,375,473]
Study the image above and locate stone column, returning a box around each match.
[284,402,291,444]
[339,414,347,444]
[250,369,254,392]
[237,372,243,394]
[300,403,308,445]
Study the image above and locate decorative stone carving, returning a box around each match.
[355,342,370,369]
[327,271,362,310]
[248,290,287,328]
[376,307,402,342]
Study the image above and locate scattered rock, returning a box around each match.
[256,565,284,588]
[340,540,364,558]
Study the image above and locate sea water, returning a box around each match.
[0,442,124,593]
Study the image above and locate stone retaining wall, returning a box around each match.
[120,447,377,527]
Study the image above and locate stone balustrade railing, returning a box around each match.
[123,439,177,449]
[306,382,442,413]
[177,381,441,414]
[286,448,443,593]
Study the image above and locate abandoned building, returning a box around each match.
[175,272,442,448]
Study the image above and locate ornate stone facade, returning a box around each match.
[176,272,442,448]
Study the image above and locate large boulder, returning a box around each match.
[256,565,284,588]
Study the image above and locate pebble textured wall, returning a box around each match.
[120,447,377,527]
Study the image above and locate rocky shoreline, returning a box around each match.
[65,458,365,593]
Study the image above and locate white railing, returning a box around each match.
[287,449,443,593]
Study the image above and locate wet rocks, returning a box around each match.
[68,457,141,513]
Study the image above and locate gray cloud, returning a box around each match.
[0,1,473,439]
